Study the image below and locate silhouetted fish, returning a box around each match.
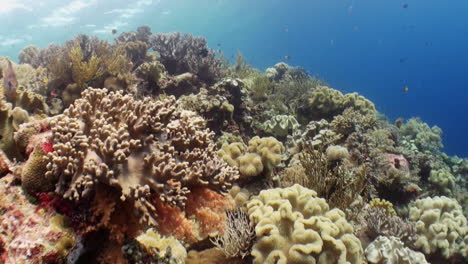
[284,55,291,60]
[403,3,408,8]
[3,60,18,101]
[403,86,409,93]
[198,48,209,57]
[399,57,408,63]
[111,29,117,35]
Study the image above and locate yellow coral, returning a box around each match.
[136,228,187,260]
[369,198,396,216]
[247,184,364,264]
[69,41,102,87]
[238,153,263,177]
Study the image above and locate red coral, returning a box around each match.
[155,198,197,243]
[154,188,234,244]
[185,188,234,236]
[39,141,54,153]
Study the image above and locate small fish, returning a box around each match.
[284,55,291,60]
[403,86,409,93]
[395,117,405,128]
[403,3,408,8]
[198,48,209,57]
[217,43,221,47]
[111,29,117,35]
[399,57,408,63]
[3,60,18,101]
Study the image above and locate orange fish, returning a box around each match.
[3,59,18,101]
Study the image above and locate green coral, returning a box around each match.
[429,166,456,196]
[400,118,443,153]
[246,184,364,264]
[258,114,300,138]
[69,40,103,87]
[299,86,376,122]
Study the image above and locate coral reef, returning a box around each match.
[247,184,365,264]
[1,26,467,264]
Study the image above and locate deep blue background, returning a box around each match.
[1,0,467,156]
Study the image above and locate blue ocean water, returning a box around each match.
[1,0,467,156]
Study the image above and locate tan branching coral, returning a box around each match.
[44,88,239,226]
[247,184,365,264]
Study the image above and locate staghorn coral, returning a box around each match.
[408,196,467,258]
[152,32,225,84]
[365,236,429,264]
[246,184,365,264]
[42,88,238,227]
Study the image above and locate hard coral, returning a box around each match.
[152,32,224,84]
[43,88,238,226]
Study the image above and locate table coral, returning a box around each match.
[41,88,238,226]
[246,184,364,264]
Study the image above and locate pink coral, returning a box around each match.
[0,175,75,264]
[383,153,410,172]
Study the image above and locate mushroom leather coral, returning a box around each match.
[246,184,364,264]
[43,88,239,226]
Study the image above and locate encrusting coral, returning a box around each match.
[0,174,76,264]
[246,184,365,264]
[29,88,239,229]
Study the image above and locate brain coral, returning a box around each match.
[246,184,364,264]
[44,88,239,226]
[408,196,468,258]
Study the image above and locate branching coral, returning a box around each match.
[211,209,255,259]
[247,184,365,264]
[152,32,224,84]
[281,144,367,211]
[42,88,238,227]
